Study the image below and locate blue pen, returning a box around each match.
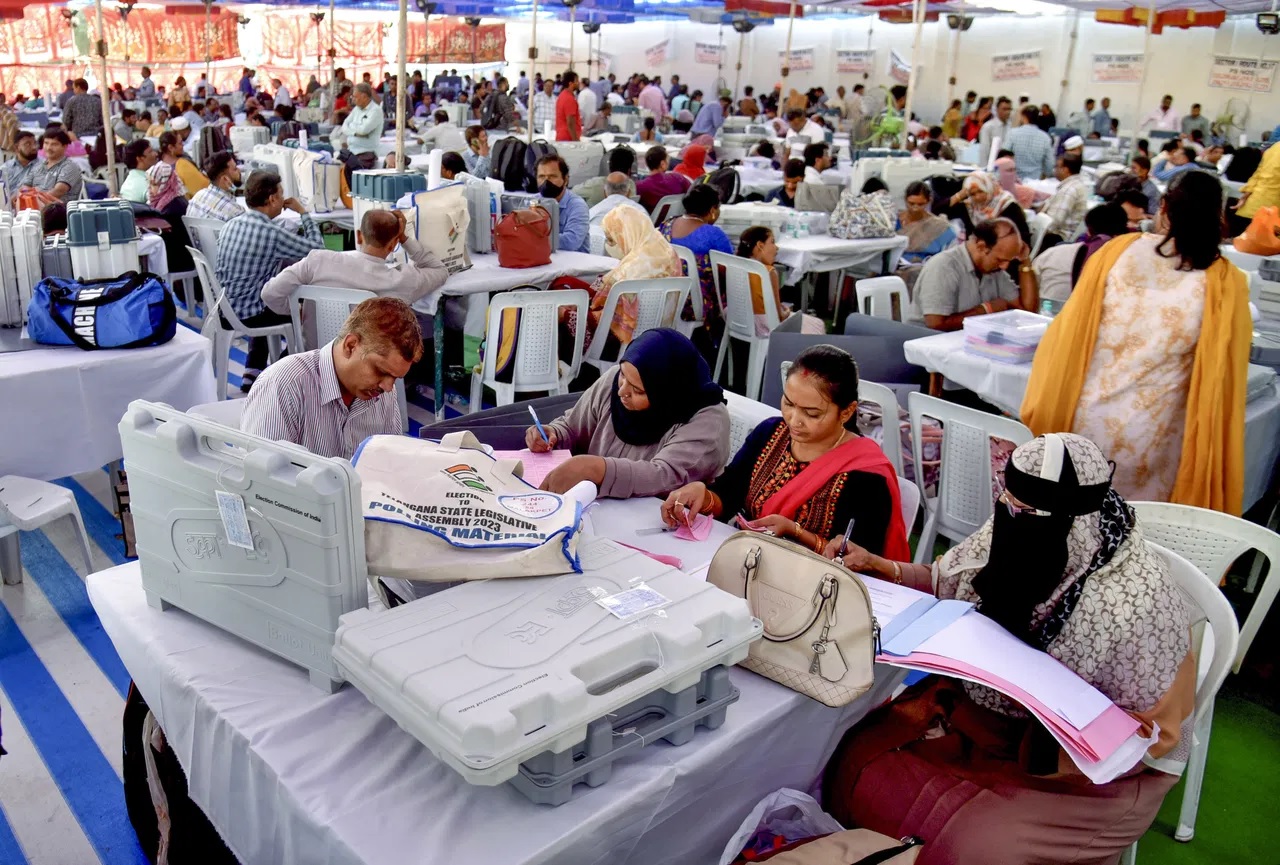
[528,405,550,444]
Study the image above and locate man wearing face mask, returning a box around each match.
[535,154,590,253]
[186,152,243,222]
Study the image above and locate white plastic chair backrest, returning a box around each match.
[187,246,244,332]
[854,276,908,322]
[858,379,904,477]
[288,285,375,351]
[586,277,691,366]
[723,390,781,456]
[1028,211,1055,258]
[907,391,1033,541]
[651,194,685,226]
[182,215,227,260]
[898,475,920,532]
[1132,501,1280,673]
[484,288,590,391]
[709,250,780,342]
[1147,542,1240,726]
[670,244,707,320]
[188,400,246,429]
[589,225,607,256]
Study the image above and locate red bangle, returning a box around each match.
[981,301,993,315]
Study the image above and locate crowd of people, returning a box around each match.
[0,58,1267,864]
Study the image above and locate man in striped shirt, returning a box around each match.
[241,297,423,459]
[216,171,325,387]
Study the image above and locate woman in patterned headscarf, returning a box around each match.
[820,433,1197,865]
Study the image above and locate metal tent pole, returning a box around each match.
[902,0,925,149]
[1128,0,1157,160]
[1057,10,1080,121]
[328,0,336,122]
[528,0,540,144]
[204,0,213,91]
[396,0,407,172]
[95,0,117,195]
[781,0,797,86]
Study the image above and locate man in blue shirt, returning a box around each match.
[1005,104,1054,180]
[534,154,590,253]
[1091,97,1112,137]
[1153,143,1198,182]
[239,67,255,98]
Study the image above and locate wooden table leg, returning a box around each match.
[928,372,943,397]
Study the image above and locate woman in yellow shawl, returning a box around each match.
[1021,170,1251,514]
[555,204,682,358]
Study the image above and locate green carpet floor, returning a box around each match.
[1136,685,1280,863]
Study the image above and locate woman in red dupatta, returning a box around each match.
[661,345,909,560]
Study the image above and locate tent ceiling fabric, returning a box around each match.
[1024,0,1279,11]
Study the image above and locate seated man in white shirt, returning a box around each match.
[420,109,468,154]
[802,141,832,184]
[589,172,646,225]
[784,108,825,146]
[260,209,449,314]
[241,296,422,460]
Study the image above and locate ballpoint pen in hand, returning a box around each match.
[528,405,549,444]
[838,518,855,559]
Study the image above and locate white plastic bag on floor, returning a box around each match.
[719,788,845,865]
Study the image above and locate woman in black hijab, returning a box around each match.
[526,328,731,498]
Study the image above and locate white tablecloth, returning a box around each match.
[263,206,356,233]
[775,234,908,285]
[903,331,1280,510]
[88,509,903,865]
[417,250,617,332]
[0,327,216,481]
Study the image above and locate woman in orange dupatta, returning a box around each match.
[1021,170,1250,514]
[661,345,909,560]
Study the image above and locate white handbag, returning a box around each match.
[352,432,594,582]
[707,532,879,707]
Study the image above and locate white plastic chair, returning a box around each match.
[710,250,781,400]
[906,391,1033,564]
[897,475,920,534]
[651,194,685,226]
[1127,503,1279,847]
[852,275,909,322]
[723,390,781,456]
[583,277,691,374]
[0,476,93,585]
[858,379,905,478]
[1138,542,1242,852]
[470,289,589,412]
[670,244,708,340]
[286,284,408,432]
[188,400,246,429]
[189,247,290,402]
[182,215,227,260]
[1220,245,1269,273]
[1028,210,1055,259]
[589,225,607,257]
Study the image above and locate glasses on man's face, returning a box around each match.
[999,488,1050,518]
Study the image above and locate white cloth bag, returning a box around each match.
[352,432,594,581]
[402,183,472,274]
[292,150,343,214]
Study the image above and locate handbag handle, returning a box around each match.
[741,545,829,643]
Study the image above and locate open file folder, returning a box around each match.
[862,576,1148,784]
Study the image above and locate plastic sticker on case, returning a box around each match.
[596,585,670,620]
[215,490,255,550]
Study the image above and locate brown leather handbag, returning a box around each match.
[494,206,553,268]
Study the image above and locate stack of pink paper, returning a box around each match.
[863,577,1153,784]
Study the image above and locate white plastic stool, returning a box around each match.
[0,475,94,585]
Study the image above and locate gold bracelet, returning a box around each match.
[891,561,903,585]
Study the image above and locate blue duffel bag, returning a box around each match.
[27,271,177,350]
